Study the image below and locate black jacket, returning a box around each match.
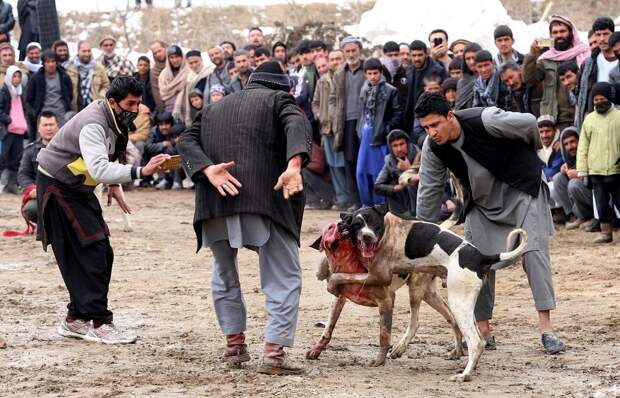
[356,80,403,146]
[133,72,155,113]
[0,1,15,35]
[25,67,73,125]
[17,0,38,52]
[179,72,312,249]
[403,57,447,132]
[17,138,43,188]
[392,65,410,112]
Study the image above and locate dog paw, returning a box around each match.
[368,357,386,367]
[389,342,407,359]
[305,346,323,360]
[450,373,472,383]
[122,226,134,232]
[446,348,463,360]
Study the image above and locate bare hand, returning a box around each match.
[204,161,242,196]
[446,199,456,212]
[142,154,170,176]
[393,184,403,192]
[567,169,578,179]
[431,42,447,59]
[274,166,303,199]
[396,158,412,171]
[108,185,131,214]
[560,163,568,175]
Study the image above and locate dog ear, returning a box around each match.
[374,204,388,217]
[310,236,323,251]
[339,212,353,227]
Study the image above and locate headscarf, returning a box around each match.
[539,15,591,67]
[4,65,26,98]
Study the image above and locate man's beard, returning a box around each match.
[57,54,68,63]
[554,35,572,51]
[79,56,91,65]
[346,57,360,66]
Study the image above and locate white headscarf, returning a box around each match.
[4,65,27,98]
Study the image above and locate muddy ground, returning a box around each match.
[1,189,619,397]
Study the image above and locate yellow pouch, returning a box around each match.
[66,157,98,186]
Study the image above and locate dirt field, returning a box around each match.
[1,189,619,397]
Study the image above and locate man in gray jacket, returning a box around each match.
[415,92,565,355]
[36,77,170,345]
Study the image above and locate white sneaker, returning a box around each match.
[57,318,90,340]
[84,323,137,345]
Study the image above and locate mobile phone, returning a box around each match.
[538,38,553,48]
[433,37,443,47]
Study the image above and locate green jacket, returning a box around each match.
[577,107,620,177]
[522,54,575,125]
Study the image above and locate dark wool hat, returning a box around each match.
[448,56,462,70]
[166,45,183,58]
[591,82,614,101]
[186,49,201,58]
[441,78,458,93]
[474,50,493,63]
[297,39,311,54]
[189,88,203,98]
[383,41,399,53]
[494,25,513,40]
[609,32,620,49]
[254,60,284,75]
[156,111,174,124]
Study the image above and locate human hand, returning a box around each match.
[567,169,578,179]
[396,158,412,171]
[107,185,131,214]
[142,154,170,176]
[274,156,303,199]
[530,39,542,57]
[560,163,568,175]
[393,184,404,192]
[446,199,456,212]
[204,161,242,196]
[431,42,446,59]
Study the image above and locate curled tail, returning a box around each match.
[439,172,464,230]
[480,228,529,268]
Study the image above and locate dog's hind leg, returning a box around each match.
[389,276,424,359]
[306,295,347,360]
[422,276,463,360]
[446,268,484,382]
[369,295,393,367]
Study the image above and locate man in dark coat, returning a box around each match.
[178,61,312,375]
[17,0,38,61]
[403,40,447,134]
[25,50,73,128]
[0,0,15,39]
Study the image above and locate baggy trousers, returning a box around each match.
[209,223,302,347]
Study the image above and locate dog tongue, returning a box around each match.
[359,241,375,258]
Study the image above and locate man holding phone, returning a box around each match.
[429,29,452,71]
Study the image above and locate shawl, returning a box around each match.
[473,69,501,107]
[175,62,214,125]
[539,15,591,67]
[158,57,190,105]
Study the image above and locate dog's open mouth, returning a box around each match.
[358,240,378,258]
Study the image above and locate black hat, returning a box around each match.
[255,60,284,75]
[186,49,201,58]
[474,50,493,63]
[494,25,513,40]
[383,41,399,53]
[166,45,183,58]
[591,82,614,102]
[448,56,461,70]
[156,111,174,124]
[297,39,311,54]
[441,78,458,93]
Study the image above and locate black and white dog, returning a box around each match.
[327,206,528,382]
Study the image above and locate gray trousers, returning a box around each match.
[209,224,302,347]
[552,172,593,219]
[474,250,556,321]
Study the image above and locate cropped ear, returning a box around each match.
[339,212,353,228]
[310,236,323,251]
[374,204,388,217]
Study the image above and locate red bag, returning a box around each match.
[306,143,326,175]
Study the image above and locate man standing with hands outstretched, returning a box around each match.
[179,61,312,375]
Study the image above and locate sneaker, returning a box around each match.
[84,323,137,345]
[182,178,194,189]
[171,182,183,190]
[541,332,565,354]
[584,220,601,233]
[57,318,90,339]
[155,179,171,190]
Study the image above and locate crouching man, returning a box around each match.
[178,61,312,375]
[373,129,419,218]
[36,77,170,344]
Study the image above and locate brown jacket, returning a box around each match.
[312,72,334,137]
[328,65,349,151]
[129,104,151,144]
[65,62,110,112]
